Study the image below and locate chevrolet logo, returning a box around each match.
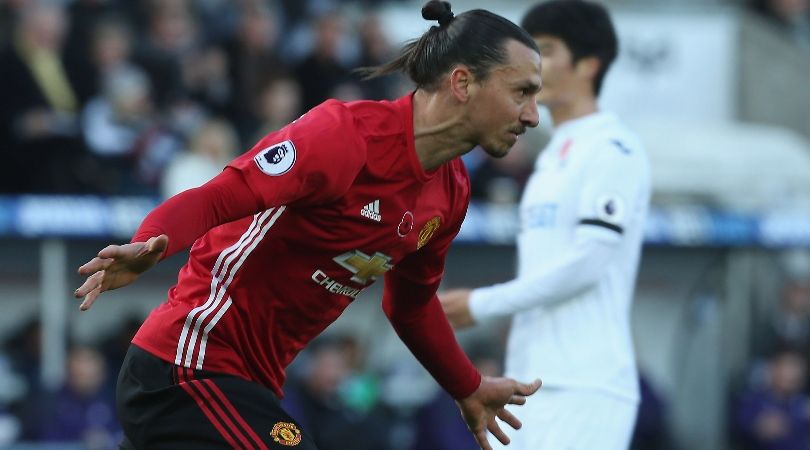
[333,250,393,284]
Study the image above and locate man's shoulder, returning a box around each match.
[576,114,647,160]
[345,98,408,138]
[305,98,405,138]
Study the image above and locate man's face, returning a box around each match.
[533,35,582,108]
[468,39,542,158]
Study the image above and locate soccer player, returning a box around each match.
[440,1,651,449]
[73,2,543,449]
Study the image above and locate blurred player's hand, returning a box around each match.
[73,235,168,311]
[457,376,542,450]
[439,289,475,328]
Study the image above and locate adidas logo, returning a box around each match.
[360,200,382,222]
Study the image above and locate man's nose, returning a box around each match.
[521,100,540,128]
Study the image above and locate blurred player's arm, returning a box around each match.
[468,228,618,319]
[467,143,646,321]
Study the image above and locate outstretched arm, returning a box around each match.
[470,227,618,319]
[131,168,263,257]
[440,226,618,328]
[74,234,169,310]
[74,168,262,310]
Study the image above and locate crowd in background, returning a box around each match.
[0,0,411,197]
[0,0,808,201]
[732,251,810,450]
[0,0,543,205]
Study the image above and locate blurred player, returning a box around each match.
[440,1,651,449]
[74,1,542,449]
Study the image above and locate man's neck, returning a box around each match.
[412,90,475,172]
[549,96,598,128]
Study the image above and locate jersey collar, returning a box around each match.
[396,92,437,183]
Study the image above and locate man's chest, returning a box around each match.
[520,141,585,231]
[258,175,455,286]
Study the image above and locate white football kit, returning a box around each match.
[470,112,651,450]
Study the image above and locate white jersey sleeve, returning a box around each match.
[576,139,647,241]
[469,139,648,319]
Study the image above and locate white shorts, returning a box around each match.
[490,387,638,450]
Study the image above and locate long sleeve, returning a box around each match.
[469,225,619,320]
[131,168,263,258]
[383,271,481,399]
[382,172,480,400]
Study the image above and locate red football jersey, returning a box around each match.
[132,94,471,397]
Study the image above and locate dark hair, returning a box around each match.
[361,1,539,91]
[767,342,807,362]
[521,0,617,95]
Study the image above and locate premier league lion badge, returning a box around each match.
[254,140,297,176]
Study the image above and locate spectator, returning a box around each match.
[225,1,286,137]
[0,3,88,193]
[294,13,356,110]
[356,12,396,100]
[161,118,239,198]
[251,74,303,141]
[735,346,810,450]
[87,18,141,99]
[134,0,200,107]
[753,252,810,360]
[63,0,127,103]
[282,340,388,450]
[82,68,180,195]
[181,44,232,115]
[23,346,120,449]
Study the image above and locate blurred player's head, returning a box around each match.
[364,1,542,158]
[522,0,617,106]
[768,346,807,396]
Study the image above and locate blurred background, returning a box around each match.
[0,0,809,448]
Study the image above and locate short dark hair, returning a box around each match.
[362,1,539,91]
[521,0,617,96]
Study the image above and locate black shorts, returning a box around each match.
[116,345,318,450]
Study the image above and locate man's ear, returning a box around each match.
[575,56,600,91]
[449,65,475,103]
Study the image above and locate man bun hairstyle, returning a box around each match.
[521,0,617,96]
[360,1,539,91]
[422,1,455,27]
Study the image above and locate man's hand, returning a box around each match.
[457,376,542,450]
[439,289,475,329]
[73,235,168,311]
